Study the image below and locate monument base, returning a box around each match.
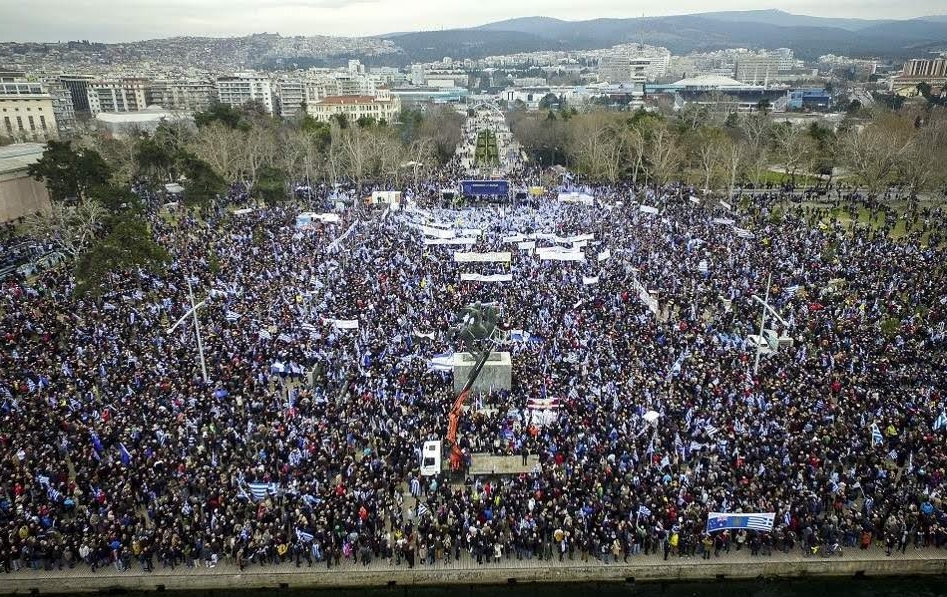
[453,351,511,394]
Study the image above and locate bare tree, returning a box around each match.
[772,123,816,183]
[21,200,107,262]
[838,114,913,195]
[648,123,681,187]
[190,122,244,184]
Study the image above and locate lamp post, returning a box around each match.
[167,276,209,383]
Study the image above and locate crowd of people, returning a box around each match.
[1,170,947,576]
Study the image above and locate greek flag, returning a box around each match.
[47,487,62,502]
[277,333,293,343]
[667,350,690,380]
[119,443,132,466]
[870,422,883,446]
[26,378,36,393]
[296,528,314,542]
[934,411,947,432]
[417,502,430,517]
[258,329,272,340]
[637,505,651,518]
[706,512,775,533]
[62,362,73,377]
[429,352,454,372]
[247,482,277,501]
[784,285,802,296]
[225,310,241,322]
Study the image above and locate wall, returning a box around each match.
[0,170,51,222]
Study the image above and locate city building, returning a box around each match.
[276,79,306,118]
[309,88,401,122]
[42,79,77,135]
[646,75,785,111]
[390,86,469,109]
[370,67,408,87]
[598,46,670,83]
[87,79,149,114]
[734,54,784,85]
[786,88,832,111]
[891,57,947,94]
[146,79,216,112]
[0,80,60,142]
[216,74,274,114]
[60,75,94,113]
[0,143,51,222]
[409,64,426,86]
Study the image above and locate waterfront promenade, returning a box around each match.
[2,547,947,593]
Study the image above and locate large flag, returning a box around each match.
[247,482,278,501]
[706,512,775,533]
[870,422,883,446]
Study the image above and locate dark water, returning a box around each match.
[130,578,947,597]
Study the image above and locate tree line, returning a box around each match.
[21,101,464,293]
[509,102,947,197]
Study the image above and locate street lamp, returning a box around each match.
[752,273,772,376]
[167,276,209,383]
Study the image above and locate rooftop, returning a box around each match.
[316,95,389,105]
[0,143,45,176]
[671,74,758,88]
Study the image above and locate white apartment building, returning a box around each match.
[276,80,306,118]
[734,55,783,85]
[87,79,149,114]
[0,81,59,142]
[597,46,671,83]
[309,88,401,123]
[217,74,274,114]
[146,79,216,112]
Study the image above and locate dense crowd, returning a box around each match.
[1,176,947,575]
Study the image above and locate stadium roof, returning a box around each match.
[671,75,759,88]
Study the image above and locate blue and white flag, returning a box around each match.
[119,443,132,466]
[637,505,652,518]
[247,482,277,501]
[417,502,430,517]
[225,310,241,322]
[706,512,775,533]
[870,422,883,446]
[258,329,272,340]
[934,411,947,432]
[277,333,293,343]
[784,285,802,297]
[90,431,104,455]
[429,352,454,372]
[296,528,314,542]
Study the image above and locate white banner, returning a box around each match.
[459,228,482,237]
[558,192,594,205]
[582,275,599,285]
[712,218,735,226]
[323,318,359,330]
[719,200,733,211]
[733,227,756,239]
[454,251,512,263]
[419,225,455,239]
[597,249,611,262]
[503,234,527,243]
[460,273,513,283]
[689,196,700,204]
[540,251,585,262]
[423,237,477,246]
[639,205,659,215]
[518,241,536,250]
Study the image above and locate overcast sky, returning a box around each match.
[1,0,944,42]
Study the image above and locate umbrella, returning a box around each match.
[643,411,661,425]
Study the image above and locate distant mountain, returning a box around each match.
[693,9,897,32]
[400,11,947,60]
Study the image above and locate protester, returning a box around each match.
[1,174,946,577]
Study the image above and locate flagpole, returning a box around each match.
[753,272,772,376]
[187,276,209,384]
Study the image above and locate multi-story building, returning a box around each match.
[87,79,149,114]
[891,57,947,94]
[370,67,408,87]
[901,57,947,78]
[59,75,95,113]
[734,55,783,85]
[216,74,274,114]
[276,79,306,118]
[42,80,77,135]
[309,88,401,123]
[409,64,426,86]
[773,48,795,71]
[0,80,59,142]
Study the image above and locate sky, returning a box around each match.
[0,0,945,42]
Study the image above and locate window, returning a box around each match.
[39,115,46,130]
[28,115,35,130]
[16,116,23,130]
[3,116,10,134]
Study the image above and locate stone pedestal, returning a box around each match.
[453,351,511,394]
